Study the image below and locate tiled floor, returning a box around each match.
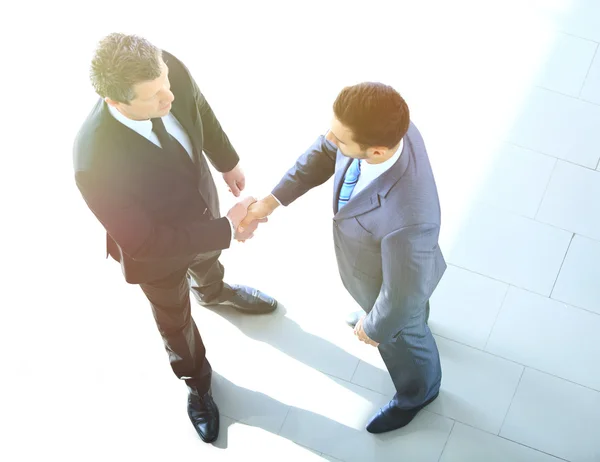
[5,1,600,461]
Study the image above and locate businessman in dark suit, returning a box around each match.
[73,33,277,443]
[240,83,446,434]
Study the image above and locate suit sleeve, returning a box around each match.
[189,75,240,173]
[270,135,338,206]
[362,223,440,344]
[75,171,232,261]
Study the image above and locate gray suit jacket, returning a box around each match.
[272,122,446,344]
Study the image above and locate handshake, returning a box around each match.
[225,195,280,242]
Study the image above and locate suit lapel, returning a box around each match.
[333,154,352,213]
[333,138,411,221]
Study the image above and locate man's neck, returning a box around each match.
[365,140,403,165]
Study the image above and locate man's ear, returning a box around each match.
[367,147,387,158]
[104,97,120,108]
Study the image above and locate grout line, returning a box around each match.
[444,263,552,298]
[483,284,511,350]
[276,407,292,435]
[498,367,525,435]
[330,372,390,398]
[534,83,600,107]
[506,141,561,160]
[349,360,361,382]
[437,420,456,462]
[546,157,600,173]
[508,143,600,173]
[549,233,575,298]
[557,30,600,46]
[496,435,571,462]
[578,41,599,98]
[454,420,571,461]
[533,157,558,220]
[548,292,600,317]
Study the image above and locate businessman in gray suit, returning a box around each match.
[240,82,446,433]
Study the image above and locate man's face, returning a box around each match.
[107,58,174,121]
[326,117,369,159]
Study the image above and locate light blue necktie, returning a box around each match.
[338,158,361,211]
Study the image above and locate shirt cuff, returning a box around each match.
[271,194,283,206]
[224,216,235,241]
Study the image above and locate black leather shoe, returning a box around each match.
[188,388,219,443]
[345,310,363,328]
[366,392,439,434]
[219,284,277,314]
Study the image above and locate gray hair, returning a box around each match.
[90,33,162,103]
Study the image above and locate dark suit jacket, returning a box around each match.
[272,123,446,344]
[73,51,239,284]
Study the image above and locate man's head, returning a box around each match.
[327,82,410,163]
[90,33,174,121]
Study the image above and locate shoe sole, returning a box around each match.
[195,295,278,314]
[225,299,278,314]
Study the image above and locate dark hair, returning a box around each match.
[90,33,162,103]
[333,82,410,150]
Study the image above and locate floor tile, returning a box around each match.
[535,32,597,96]
[553,234,600,314]
[445,204,572,295]
[429,265,509,349]
[475,144,556,218]
[508,87,600,168]
[486,286,600,391]
[501,368,600,462]
[440,422,564,462]
[537,161,600,240]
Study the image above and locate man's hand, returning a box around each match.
[238,195,280,233]
[234,216,268,241]
[222,163,245,197]
[226,196,257,231]
[354,317,380,347]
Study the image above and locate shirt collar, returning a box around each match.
[361,138,404,172]
[107,103,154,139]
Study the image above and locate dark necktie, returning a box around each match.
[151,117,194,168]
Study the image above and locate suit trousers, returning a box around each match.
[139,250,227,393]
[377,301,442,409]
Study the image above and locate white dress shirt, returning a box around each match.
[350,139,403,200]
[108,105,195,161]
